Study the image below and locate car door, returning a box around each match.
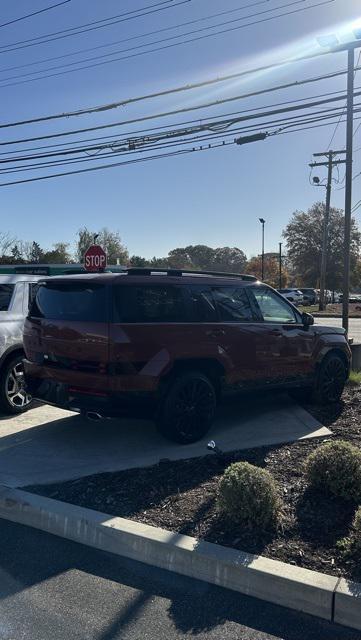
[247,286,317,384]
[203,284,264,386]
[109,282,192,392]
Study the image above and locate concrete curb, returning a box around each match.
[0,485,359,631]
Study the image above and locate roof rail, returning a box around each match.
[122,268,257,281]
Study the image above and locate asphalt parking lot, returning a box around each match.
[0,394,329,487]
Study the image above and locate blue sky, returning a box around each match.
[0,0,360,259]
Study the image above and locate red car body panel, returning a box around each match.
[23,273,351,414]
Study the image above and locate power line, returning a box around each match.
[0,0,71,29]
[2,102,361,173]
[0,86,351,162]
[0,141,236,187]
[0,0,270,74]
[0,83,353,158]
[0,63,353,131]
[2,109,360,188]
[0,0,337,89]
[0,1,188,52]
[1,83,359,149]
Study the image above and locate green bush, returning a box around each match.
[218,461,281,530]
[305,441,361,501]
[351,507,361,553]
[337,507,361,557]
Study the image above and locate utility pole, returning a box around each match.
[309,151,346,311]
[279,242,282,289]
[343,48,355,334]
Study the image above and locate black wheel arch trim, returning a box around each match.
[0,345,25,370]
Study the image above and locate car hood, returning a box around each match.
[312,324,346,336]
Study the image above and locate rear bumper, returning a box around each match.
[24,360,157,417]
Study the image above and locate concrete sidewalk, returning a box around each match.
[0,394,329,487]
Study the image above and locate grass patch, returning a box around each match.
[299,303,361,318]
[348,371,361,386]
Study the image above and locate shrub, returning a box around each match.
[351,507,361,553]
[218,461,281,530]
[305,441,361,501]
[337,507,361,557]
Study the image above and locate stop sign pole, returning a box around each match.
[84,245,107,272]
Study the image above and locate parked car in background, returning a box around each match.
[0,274,45,414]
[24,269,351,444]
[278,288,304,305]
[338,293,361,303]
[298,288,317,306]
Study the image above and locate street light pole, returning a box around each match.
[279,242,282,289]
[259,218,265,280]
[342,47,355,334]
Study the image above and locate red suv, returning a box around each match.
[23,269,351,443]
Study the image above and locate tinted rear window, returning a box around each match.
[187,285,218,322]
[0,284,14,311]
[212,286,254,322]
[113,285,186,323]
[30,283,108,322]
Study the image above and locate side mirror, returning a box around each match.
[301,312,314,327]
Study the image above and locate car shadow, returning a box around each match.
[0,390,326,488]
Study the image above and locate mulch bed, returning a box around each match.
[25,386,361,581]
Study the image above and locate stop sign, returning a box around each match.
[84,245,107,272]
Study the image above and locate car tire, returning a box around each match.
[0,354,33,415]
[314,353,348,404]
[156,371,217,444]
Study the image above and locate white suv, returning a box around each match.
[0,274,46,414]
[278,288,304,306]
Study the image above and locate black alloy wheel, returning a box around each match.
[316,354,347,404]
[157,371,217,444]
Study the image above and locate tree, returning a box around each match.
[245,255,288,288]
[166,245,247,272]
[283,203,361,291]
[212,247,247,273]
[76,227,129,264]
[129,255,148,267]
[29,241,44,264]
[0,233,17,257]
[11,245,23,263]
[42,243,72,264]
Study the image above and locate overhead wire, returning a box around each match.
[1,93,360,165]
[2,102,361,173]
[0,0,337,89]
[0,65,355,130]
[0,0,71,29]
[1,83,360,151]
[0,0,272,74]
[0,1,189,53]
[3,112,361,188]
[0,82,355,158]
